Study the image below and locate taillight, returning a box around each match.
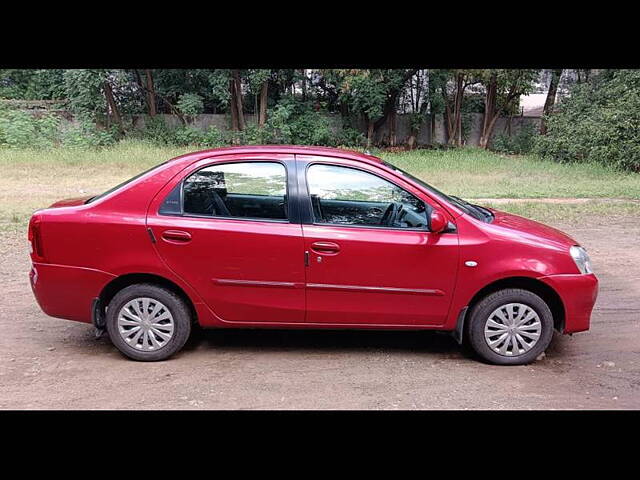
[28,215,45,260]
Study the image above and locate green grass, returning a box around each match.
[379,147,640,200]
[1,141,639,233]
[479,200,640,224]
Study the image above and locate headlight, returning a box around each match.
[570,245,593,274]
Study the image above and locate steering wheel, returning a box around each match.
[381,202,400,226]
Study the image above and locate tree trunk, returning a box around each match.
[144,69,156,117]
[479,73,498,149]
[231,69,245,131]
[300,69,307,102]
[453,73,464,146]
[229,77,239,132]
[430,113,436,145]
[103,80,123,133]
[407,134,416,150]
[442,108,450,145]
[373,69,418,139]
[258,80,268,127]
[540,69,562,135]
[389,108,397,147]
[366,116,374,148]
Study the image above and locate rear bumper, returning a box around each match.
[539,273,598,334]
[30,262,115,324]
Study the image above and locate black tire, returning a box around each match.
[466,288,554,366]
[105,283,192,361]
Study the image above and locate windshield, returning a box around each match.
[86,162,167,204]
[382,160,493,222]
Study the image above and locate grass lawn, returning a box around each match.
[1,141,639,232]
[382,148,640,200]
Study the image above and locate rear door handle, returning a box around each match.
[161,229,192,243]
[310,241,340,255]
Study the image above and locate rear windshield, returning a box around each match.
[86,162,166,204]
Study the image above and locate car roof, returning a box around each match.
[167,145,383,166]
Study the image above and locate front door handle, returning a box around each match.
[310,241,340,255]
[161,229,192,243]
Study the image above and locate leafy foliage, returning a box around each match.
[63,69,107,122]
[0,69,65,100]
[0,102,117,149]
[492,123,538,154]
[0,108,59,147]
[176,93,204,117]
[534,70,640,171]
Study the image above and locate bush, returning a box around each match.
[0,107,60,148]
[335,126,366,148]
[263,98,339,146]
[492,123,538,154]
[534,70,640,172]
[0,98,368,150]
[176,93,204,117]
[133,117,228,147]
[60,120,118,148]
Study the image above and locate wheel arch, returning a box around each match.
[462,276,566,335]
[96,273,198,327]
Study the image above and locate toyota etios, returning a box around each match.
[28,146,598,364]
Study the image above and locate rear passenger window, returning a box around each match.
[181,162,288,220]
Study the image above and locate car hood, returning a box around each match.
[48,195,93,208]
[487,208,577,248]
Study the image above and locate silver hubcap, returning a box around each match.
[117,297,174,351]
[484,303,542,357]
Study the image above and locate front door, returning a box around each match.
[147,155,305,324]
[300,160,459,326]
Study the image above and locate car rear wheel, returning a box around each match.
[105,284,192,361]
[466,288,554,365]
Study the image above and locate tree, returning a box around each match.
[534,69,640,172]
[102,77,124,133]
[0,69,65,100]
[338,70,387,147]
[229,69,245,131]
[540,69,563,135]
[63,69,107,121]
[373,69,417,147]
[327,69,416,147]
[247,69,271,127]
[432,69,480,146]
[133,69,158,117]
[478,69,539,149]
[402,69,431,149]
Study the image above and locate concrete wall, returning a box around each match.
[30,110,542,147]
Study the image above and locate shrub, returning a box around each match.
[534,70,640,172]
[132,117,228,147]
[133,116,176,145]
[176,93,204,117]
[492,122,538,154]
[335,126,366,148]
[263,98,339,146]
[0,107,60,148]
[60,120,118,148]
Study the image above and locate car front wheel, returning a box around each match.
[105,283,192,361]
[466,288,554,365]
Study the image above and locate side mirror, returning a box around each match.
[430,210,447,234]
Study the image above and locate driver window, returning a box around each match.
[307,164,429,229]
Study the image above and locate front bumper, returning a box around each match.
[539,273,598,333]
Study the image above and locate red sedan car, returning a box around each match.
[28,146,598,365]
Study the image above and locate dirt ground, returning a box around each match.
[1,216,639,410]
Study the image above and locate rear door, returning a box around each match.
[298,156,459,326]
[147,154,305,324]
